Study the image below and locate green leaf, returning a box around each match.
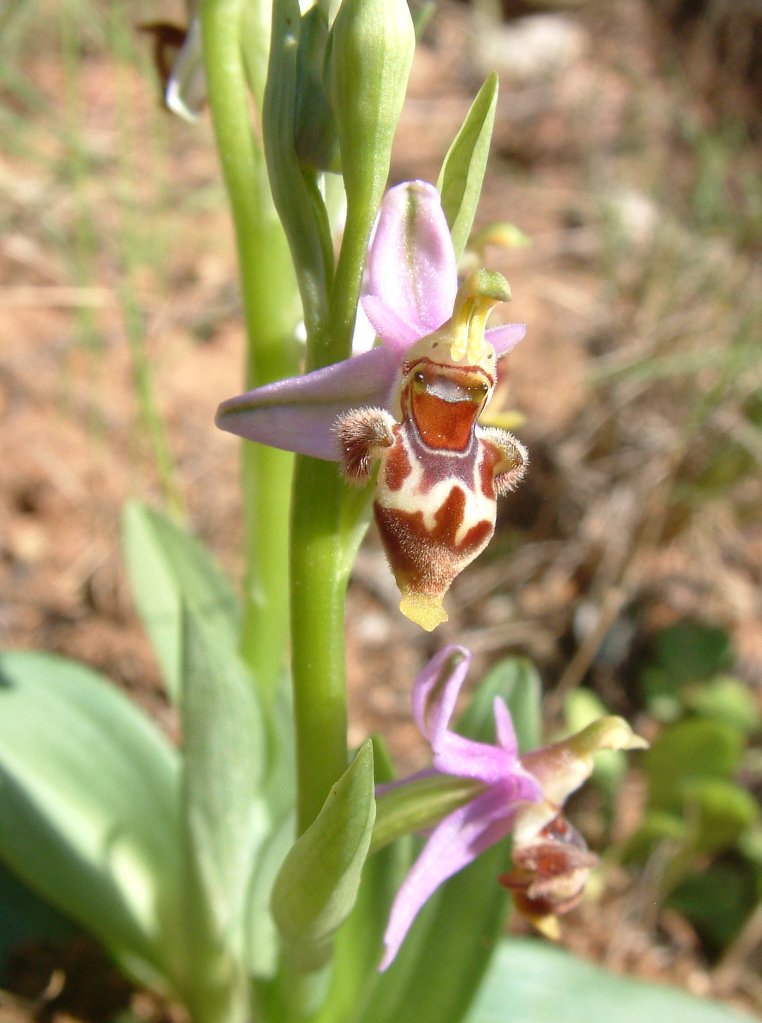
[272,741,376,972]
[175,606,273,1023]
[682,675,760,734]
[645,717,745,812]
[0,651,181,991]
[312,736,411,1023]
[682,777,759,854]
[462,655,542,754]
[247,684,297,979]
[668,863,757,954]
[468,938,754,1023]
[358,661,534,1023]
[359,836,511,1023]
[621,809,686,862]
[652,622,733,684]
[436,73,499,260]
[180,605,268,940]
[122,501,240,703]
[0,860,77,979]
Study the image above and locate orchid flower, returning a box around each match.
[217,181,529,629]
[378,645,647,970]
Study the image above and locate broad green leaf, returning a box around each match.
[0,860,77,977]
[272,741,376,972]
[180,605,268,939]
[621,809,686,862]
[652,622,732,683]
[122,501,240,703]
[682,675,760,734]
[358,659,538,1023]
[682,777,759,853]
[645,717,744,812]
[668,864,757,953]
[247,685,297,979]
[470,656,542,754]
[437,73,499,260]
[176,606,272,1023]
[0,651,181,991]
[468,938,754,1023]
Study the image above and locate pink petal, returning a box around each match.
[485,323,527,357]
[216,346,398,460]
[493,698,521,757]
[361,295,420,355]
[411,645,471,746]
[432,730,520,786]
[379,788,514,970]
[367,181,457,340]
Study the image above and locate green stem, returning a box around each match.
[201,0,300,700]
[290,457,351,833]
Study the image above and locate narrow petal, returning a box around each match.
[411,650,540,788]
[432,730,538,791]
[411,645,471,746]
[368,181,457,340]
[493,698,521,757]
[216,346,398,460]
[485,323,527,357]
[379,788,514,970]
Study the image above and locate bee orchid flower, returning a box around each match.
[378,645,648,970]
[217,181,529,629]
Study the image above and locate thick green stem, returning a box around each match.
[290,457,351,833]
[201,0,300,700]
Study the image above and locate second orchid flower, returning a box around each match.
[375,645,648,969]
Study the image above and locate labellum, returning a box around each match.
[336,271,528,631]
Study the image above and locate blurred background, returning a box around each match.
[1,0,761,1018]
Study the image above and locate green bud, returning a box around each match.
[294,6,341,173]
[329,0,415,211]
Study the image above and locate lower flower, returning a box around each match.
[376,646,647,969]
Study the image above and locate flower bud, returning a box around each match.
[329,0,415,211]
[294,6,341,172]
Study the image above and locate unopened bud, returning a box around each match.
[329,0,415,210]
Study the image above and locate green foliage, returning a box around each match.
[0,846,79,981]
[272,741,376,973]
[437,73,499,261]
[122,501,240,704]
[468,938,754,1023]
[357,658,543,1023]
[644,717,744,811]
[668,861,759,956]
[625,622,761,957]
[179,605,270,974]
[0,651,182,993]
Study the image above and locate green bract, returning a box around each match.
[271,741,376,973]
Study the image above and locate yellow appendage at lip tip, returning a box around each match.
[528,913,561,941]
[399,591,448,632]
